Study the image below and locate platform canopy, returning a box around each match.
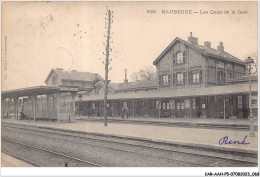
[1,86,60,99]
[79,83,258,101]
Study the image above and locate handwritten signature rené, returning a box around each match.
[219,136,250,145]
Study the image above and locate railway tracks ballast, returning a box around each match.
[2,122,257,167]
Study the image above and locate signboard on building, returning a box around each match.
[60,86,79,92]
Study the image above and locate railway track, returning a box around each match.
[78,118,257,131]
[2,138,102,167]
[2,122,258,167]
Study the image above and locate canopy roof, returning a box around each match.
[78,83,258,101]
[2,86,60,98]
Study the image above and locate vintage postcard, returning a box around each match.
[1,1,258,176]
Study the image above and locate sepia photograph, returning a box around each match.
[1,1,259,176]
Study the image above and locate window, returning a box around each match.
[162,74,169,86]
[177,52,183,63]
[192,72,200,83]
[218,70,224,84]
[160,74,170,86]
[189,70,202,84]
[169,100,175,109]
[228,72,233,79]
[192,98,196,109]
[184,100,190,109]
[181,102,185,109]
[156,101,161,109]
[177,102,180,109]
[252,99,257,108]
[238,96,242,109]
[177,73,184,84]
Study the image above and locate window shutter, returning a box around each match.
[183,51,186,63]
[172,73,176,85]
[199,70,203,83]
[183,72,186,84]
[168,74,171,86]
[159,75,162,86]
[188,71,191,84]
[173,54,176,64]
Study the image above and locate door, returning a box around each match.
[176,101,184,118]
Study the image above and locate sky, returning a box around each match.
[1,1,258,90]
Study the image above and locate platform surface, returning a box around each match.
[1,152,33,167]
[2,118,258,152]
[77,115,258,127]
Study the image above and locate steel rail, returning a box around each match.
[2,138,103,167]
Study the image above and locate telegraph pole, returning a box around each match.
[103,8,113,126]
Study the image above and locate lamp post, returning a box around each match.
[245,56,255,137]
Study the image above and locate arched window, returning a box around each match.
[176,52,183,64]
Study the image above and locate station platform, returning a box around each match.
[1,152,33,167]
[1,118,258,152]
[76,115,258,128]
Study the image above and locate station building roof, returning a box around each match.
[45,68,104,83]
[153,37,245,65]
[78,83,258,101]
[109,78,157,91]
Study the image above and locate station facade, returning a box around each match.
[76,33,258,119]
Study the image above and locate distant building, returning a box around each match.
[45,68,105,95]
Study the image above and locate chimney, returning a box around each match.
[124,69,128,85]
[204,41,211,48]
[188,32,198,45]
[217,42,224,53]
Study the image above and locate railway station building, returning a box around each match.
[75,32,258,119]
[1,33,258,121]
